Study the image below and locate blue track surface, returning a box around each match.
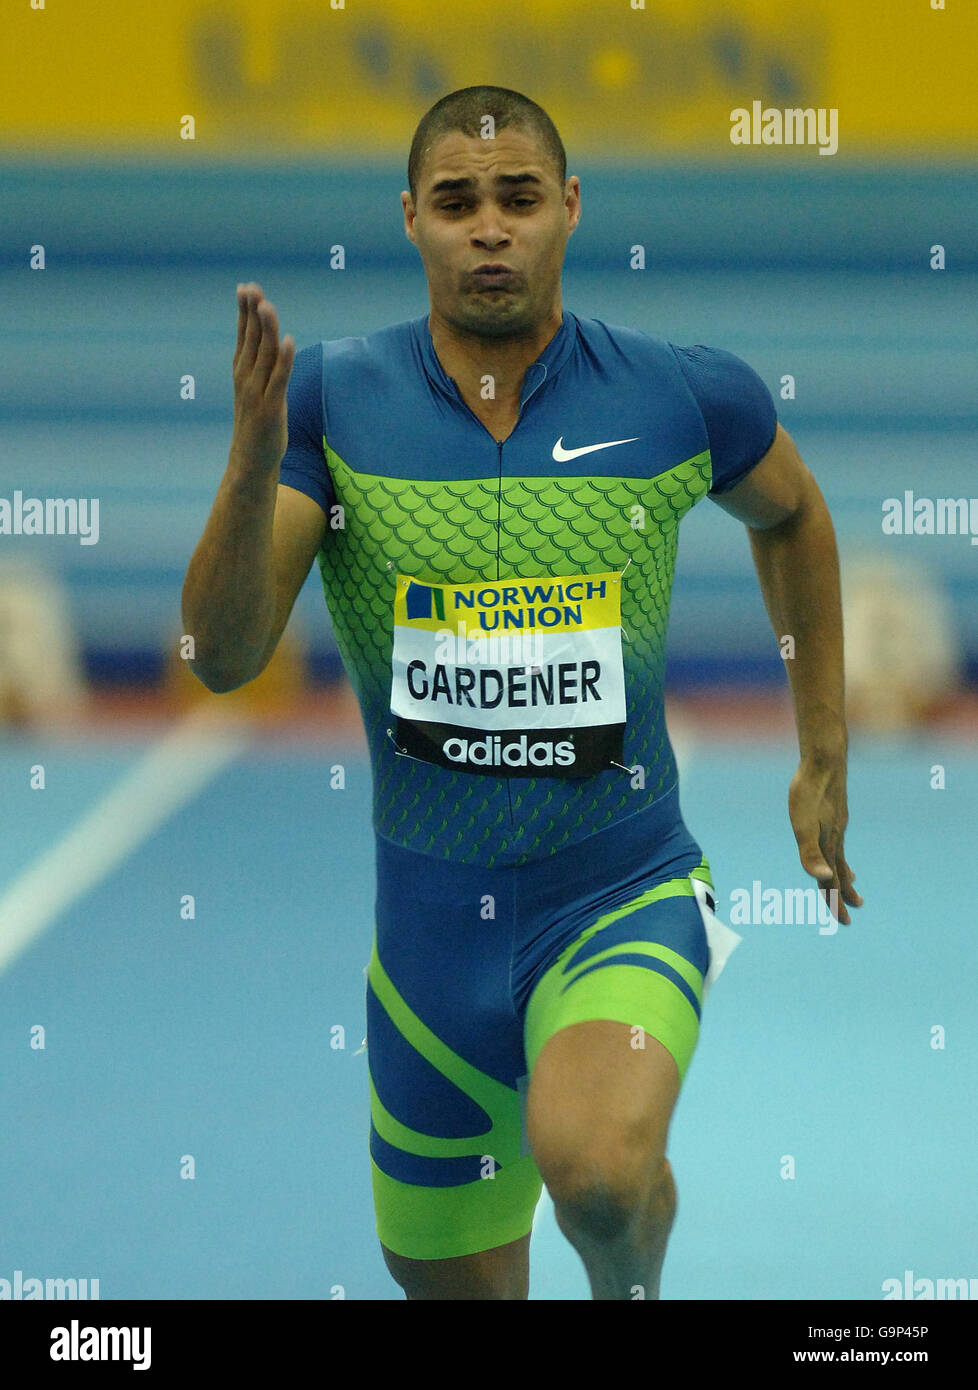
[1,732,974,1299]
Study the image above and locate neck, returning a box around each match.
[427,305,563,411]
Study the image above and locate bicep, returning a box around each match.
[261,483,328,667]
[708,423,814,529]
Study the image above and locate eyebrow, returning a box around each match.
[428,172,544,196]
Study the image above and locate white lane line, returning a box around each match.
[0,705,249,976]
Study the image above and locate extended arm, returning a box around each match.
[711,424,863,924]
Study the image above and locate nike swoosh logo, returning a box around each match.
[552,435,641,461]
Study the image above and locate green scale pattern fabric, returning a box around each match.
[315,445,712,866]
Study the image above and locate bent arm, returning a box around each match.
[710,423,847,759]
[182,477,326,692]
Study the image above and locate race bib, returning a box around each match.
[390,571,626,777]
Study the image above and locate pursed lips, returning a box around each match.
[470,265,518,287]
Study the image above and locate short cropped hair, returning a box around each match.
[408,86,567,201]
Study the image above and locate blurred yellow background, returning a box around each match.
[5,0,975,158]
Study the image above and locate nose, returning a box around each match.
[470,209,510,250]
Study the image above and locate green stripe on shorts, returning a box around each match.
[367,940,543,1259]
[523,870,709,1084]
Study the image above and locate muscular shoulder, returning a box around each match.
[670,343,778,494]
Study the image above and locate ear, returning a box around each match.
[401,190,417,244]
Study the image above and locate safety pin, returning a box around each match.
[386,727,430,763]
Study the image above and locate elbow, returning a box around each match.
[187,660,259,694]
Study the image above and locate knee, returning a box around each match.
[398,1271,521,1300]
[549,1156,676,1246]
[381,1244,528,1301]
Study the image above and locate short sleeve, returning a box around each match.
[672,344,778,495]
[278,342,335,514]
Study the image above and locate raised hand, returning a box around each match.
[230,282,296,474]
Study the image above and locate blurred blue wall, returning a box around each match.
[3,161,976,687]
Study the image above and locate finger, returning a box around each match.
[838,852,863,908]
[239,285,265,374]
[813,869,846,925]
[234,283,248,363]
[824,879,848,926]
[814,850,846,925]
[794,829,833,885]
[818,830,852,923]
[254,299,280,390]
[794,823,844,921]
[823,839,862,924]
[265,332,295,400]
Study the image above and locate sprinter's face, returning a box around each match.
[403,127,579,338]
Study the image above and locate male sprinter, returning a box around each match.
[182,86,862,1300]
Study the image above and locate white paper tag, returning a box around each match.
[691,874,742,1001]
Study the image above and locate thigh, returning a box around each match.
[523,869,714,1174]
[366,840,543,1265]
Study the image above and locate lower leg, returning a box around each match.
[553,1158,678,1301]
